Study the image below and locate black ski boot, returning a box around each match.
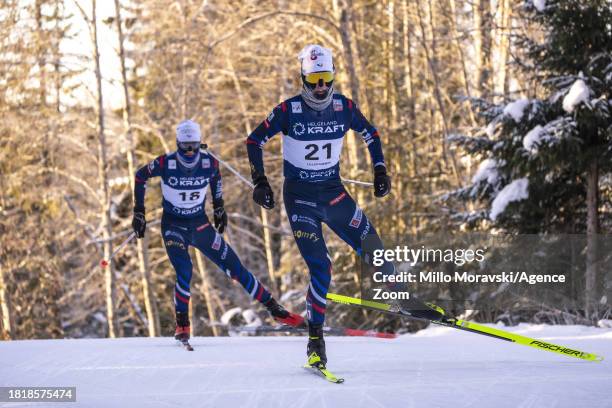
[306,323,327,368]
[264,298,304,327]
[174,311,190,341]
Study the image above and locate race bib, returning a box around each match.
[282,135,344,170]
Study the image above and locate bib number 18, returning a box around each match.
[179,191,200,201]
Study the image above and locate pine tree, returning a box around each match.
[446,0,611,234]
[444,0,611,320]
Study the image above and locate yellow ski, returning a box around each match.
[326,293,603,362]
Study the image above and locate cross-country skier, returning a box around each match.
[245,45,392,369]
[132,120,303,345]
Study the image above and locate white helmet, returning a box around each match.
[176,119,201,143]
[176,119,201,163]
[298,44,334,75]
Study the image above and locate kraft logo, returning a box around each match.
[307,124,345,134]
[168,176,178,186]
[293,122,305,135]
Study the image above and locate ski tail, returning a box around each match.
[326,293,604,362]
[229,324,397,339]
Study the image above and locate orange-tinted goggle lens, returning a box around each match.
[304,71,334,85]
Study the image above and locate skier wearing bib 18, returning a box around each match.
[245,44,392,370]
[132,120,303,349]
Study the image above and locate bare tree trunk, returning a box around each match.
[114,0,159,337]
[585,160,599,319]
[473,0,492,98]
[217,43,279,295]
[415,0,460,182]
[92,0,117,338]
[447,0,477,126]
[402,0,419,178]
[333,0,361,178]
[0,263,14,339]
[195,251,219,336]
[493,0,512,100]
[387,0,398,126]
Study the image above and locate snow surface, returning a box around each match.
[523,125,545,153]
[1,324,610,408]
[503,99,530,122]
[563,79,590,113]
[490,178,529,221]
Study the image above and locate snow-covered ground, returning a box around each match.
[1,324,611,408]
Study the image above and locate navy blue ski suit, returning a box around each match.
[246,94,388,324]
[134,151,272,313]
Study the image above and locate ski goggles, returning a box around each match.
[303,71,334,87]
[178,141,200,152]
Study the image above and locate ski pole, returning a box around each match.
[100,232,136,268]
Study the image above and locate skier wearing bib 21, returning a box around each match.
[246,45,392,369]
[132,120,303,347]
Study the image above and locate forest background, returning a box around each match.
[1,0,610,340]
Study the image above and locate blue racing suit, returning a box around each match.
[134,151,272,313]
[246,94,388,324]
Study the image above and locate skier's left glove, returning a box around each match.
[132,208,147,238]
[373,165,391,198]
[213,199,228,234]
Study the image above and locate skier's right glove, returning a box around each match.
[252,174,275,210]
[132,208,147,238]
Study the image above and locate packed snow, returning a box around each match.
[490,178,529,220]
[503,99,530,122]
[523,125,545,153]
[563,79,590,113]
[0,324,610,408]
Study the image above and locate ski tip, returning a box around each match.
[303,364,345,384]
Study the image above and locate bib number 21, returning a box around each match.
[305,143,331,161]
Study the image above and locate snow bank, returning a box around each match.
[490,178,529,220]
[503,99,530,122]
[472,159,500,185]
[523,125,544,153]
[563,79,590,113]
[220,307,242,325]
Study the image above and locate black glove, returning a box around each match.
[213,199,228,234]
[132,209,146,238]
[373,165,391,198]
[252,174,275,210]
